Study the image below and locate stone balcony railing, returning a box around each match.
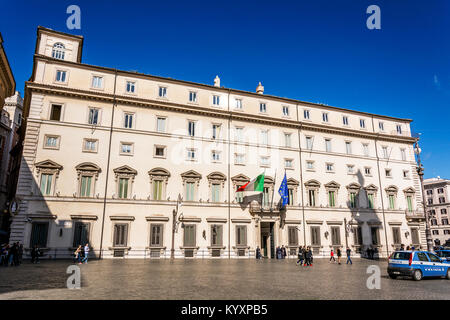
[405,209,425,221]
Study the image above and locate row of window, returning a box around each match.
[30,219,422,253]
[48,105,410,162]
[430,218,449,226]
[427,197,448,205]
[304,184,415,211]
[428,208,448,216]
[432,229,450,235]
[50,63,405,134]
[426,188,446,195]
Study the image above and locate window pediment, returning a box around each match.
[325,181,341,190]
[385,185,398,194]
[346,182,360,191]
[148,167,170,179]
[35,159,63,175]
[304,179,320,188]
[231,174,250,184]
[181,170,202,182]
[207,172,226,182]
[75,162,101,173]
[403,187,415,194]
[113,165,137,177]
[287,178,299,186]
[364,184,378,192]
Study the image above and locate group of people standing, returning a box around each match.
[0,242,23,266]
[296,246,314,266]
[255,245,290,259]
[74,243,90,264]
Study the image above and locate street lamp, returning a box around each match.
[171,194,183,259]
[414,138,433,252]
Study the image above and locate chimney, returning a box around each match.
[214,75,220,87]
[256,82,264,94]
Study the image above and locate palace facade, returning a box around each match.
[9,27,426,259]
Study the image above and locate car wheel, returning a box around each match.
[446,269,450,280]
[388,273,397,279]
[413,269,422,281]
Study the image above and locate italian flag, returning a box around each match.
[237,173,265,193]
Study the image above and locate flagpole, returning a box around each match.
[270,169,277,210]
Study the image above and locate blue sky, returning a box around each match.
[1,0,449,179]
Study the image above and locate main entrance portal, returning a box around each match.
[260,222,275,259]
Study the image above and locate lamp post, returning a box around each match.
[171,194,182,260]
[414,139,433,252]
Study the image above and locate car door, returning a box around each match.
[426,252,446,276]
[416,252,432,276]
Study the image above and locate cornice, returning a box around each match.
[26,82,416,144]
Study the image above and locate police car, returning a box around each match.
[435,250,450,262]
[387,250,450,281]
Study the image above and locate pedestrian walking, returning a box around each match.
[337,248,342,265]
[346,247,352,265]
[30,246,36,263]
[18,244,23,265]
[281,245,286,259]
[256,246,261,259]
[276,246,282,259]
[74,245,82,263]
[296,246,304,266]
[82,243,90,263]
[329,249,336,263]
[307,246,313,266]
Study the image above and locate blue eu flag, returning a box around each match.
[278,173,289,207]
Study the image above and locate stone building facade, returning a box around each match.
[424,177,450,246]
[9,27,426,259]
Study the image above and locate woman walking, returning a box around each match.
[337,248,342,265]
[74,245,82,264]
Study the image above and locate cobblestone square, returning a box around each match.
[0,258,448,300]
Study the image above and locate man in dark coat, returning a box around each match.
[281,245,286,259]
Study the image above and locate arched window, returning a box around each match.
[52,43,65,60]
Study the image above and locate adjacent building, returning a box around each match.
[9,27,426,259]
[424,177,450,246]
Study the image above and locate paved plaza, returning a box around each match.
[0,258,448,300]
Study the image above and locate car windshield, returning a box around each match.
[391,252,411,260]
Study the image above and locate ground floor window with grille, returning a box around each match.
[310,226,321,246]
[30,222,49,248]
[411,228,420,245]
[331,226,341,246]
[73,222,90,247]
[113,223,128,247]
[183,224,196,247]
[288,226,298,246]
[236,225,247,246]
[150,224,163,247]
[371,227,380,245]
[211,224,223,246]
[353,226,363,246]
[392,227,401,245]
